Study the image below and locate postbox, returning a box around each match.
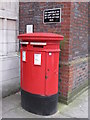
[18,33,63,115]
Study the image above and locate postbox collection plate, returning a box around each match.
[34,54,41,65]
[22,51,26,61]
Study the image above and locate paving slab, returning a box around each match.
[58,89,88,118]
[2,92,21,114]
[2,89,89,118]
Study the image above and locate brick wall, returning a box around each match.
[19,2,88,104]
[70,2,88,60]
[59,3,88,103]
[69,2,88,102]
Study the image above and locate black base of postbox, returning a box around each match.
[21,89,58,116]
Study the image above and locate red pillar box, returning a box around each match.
[18,33,63,115]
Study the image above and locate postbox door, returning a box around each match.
[21,50,46,96]
[45,52,59,96]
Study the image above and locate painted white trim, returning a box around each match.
[20,42,29,45]
[30,42,47,46]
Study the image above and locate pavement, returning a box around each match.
[1,88,89,118]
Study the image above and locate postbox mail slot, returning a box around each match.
[30,42,47,46]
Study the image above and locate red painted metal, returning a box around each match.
[18,32,63,41]
[18,32,63,96]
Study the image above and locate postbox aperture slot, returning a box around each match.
[33,45,43,48]
[22,44,27,47]
[20,41,29,47]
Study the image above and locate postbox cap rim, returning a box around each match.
[18,32,64,41]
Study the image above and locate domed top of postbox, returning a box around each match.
[18,32,63,41]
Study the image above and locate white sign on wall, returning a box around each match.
[26,25,33,33]
[34,54,41,65]
[43,8,61,23]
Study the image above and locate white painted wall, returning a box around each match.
[0,0,19,97]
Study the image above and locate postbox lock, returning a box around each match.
[45,75,48,79]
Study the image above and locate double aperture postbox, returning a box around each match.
[18,33,63,115]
